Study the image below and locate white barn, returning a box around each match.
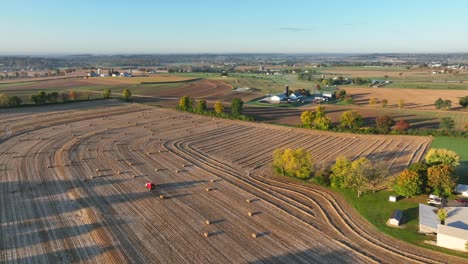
[270,94,287,102]
[420,204,468,251]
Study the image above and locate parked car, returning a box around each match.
[427,194,443,205]
[455,198,468,204]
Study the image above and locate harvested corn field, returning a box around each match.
[1,101,465,263]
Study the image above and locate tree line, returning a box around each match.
[0,88,132,108]
[393,149,460,198]
[177,96,253,121]
[273,147,461,199]
[300,106,465,137]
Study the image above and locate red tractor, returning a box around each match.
[145,182,156,191]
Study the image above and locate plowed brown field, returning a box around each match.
[1,101,465,263]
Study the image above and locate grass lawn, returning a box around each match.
[431,136,468,183]
[337,188,468,258]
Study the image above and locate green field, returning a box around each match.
[387,81,468,90]
[431,136,468,183]
[338,188,468,258]
[0,81,38,88]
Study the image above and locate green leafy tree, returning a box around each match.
[340,110,363,130]
[337,89,346,99]
[375,115,395,134]
[214,101,224,114]
[8,96,22,106]
[438,208,447,224]
[231,98,244,117]
[330,156,352,189]
[103,89,112,99]
[425,148,460,168]
[122,89,132,101]
[0,94,9,106]
[443,99,452,109]
[434,98,444,109]
[381,99,388,108]
[48,92,59,103]
[30,91,47,105]
[273,148,313,179]
[344,96,355,104]
[349,157,372,197]
[366,161,389,193]
[315,105,326,119]
[408,161,428,191]
[439,117,455,130]
[428,165,457,197]
[300,110,315,128]
[178,96,193,111]
[398,98,405,109]
[459,96,468,108]
[394,169,423,197]
[196,100,207,113]
[314,116,332,130]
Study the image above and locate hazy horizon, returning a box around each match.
[2,0,468,54]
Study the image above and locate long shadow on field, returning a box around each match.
[248,248,368,264]
[1,221,127,250]
[5,245,116,263]
[157,180,206,190]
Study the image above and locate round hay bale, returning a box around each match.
[210,179,215,183]
[205,188,211,192]
[95,169,99,172]
[205,220,211,225]
[175,169,180,173]
[117,171,121,175]
[128,162,133,166]
[251,233,258,238]
[90,176,94,179]
[246,199,251,203]
[159,195,165,199]
[248,212,254,217]
[98,173,102,177]
[203,232,209,238]
[155,168,158,171]
[132,175,137,178]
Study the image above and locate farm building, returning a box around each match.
[270,94,288,102]
[388,210,403,227]
[420,204,468,251]
[455,184,468,197]
[419,204,439,233]
[289,93,303,100]
[120,72,132,77]
[437,225,468,251]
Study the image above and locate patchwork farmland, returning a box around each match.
[1,101,466,263]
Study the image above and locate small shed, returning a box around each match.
[388,209,403,226]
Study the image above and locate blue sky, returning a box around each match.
[2,0,468,54]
